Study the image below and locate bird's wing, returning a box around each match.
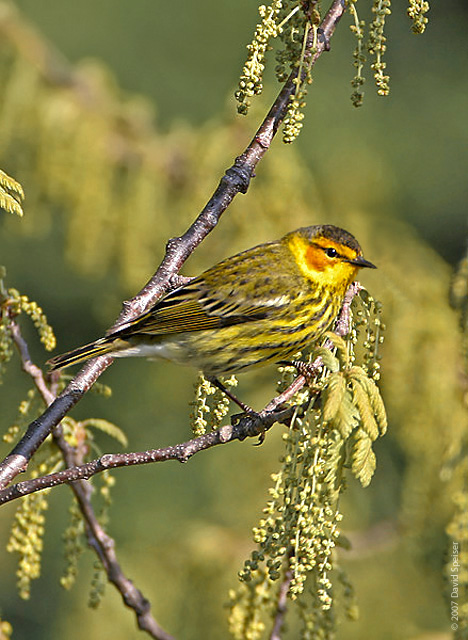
[115,281,285,337]
[114,244,299,338]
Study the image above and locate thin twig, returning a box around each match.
[0,0,347,490]
[7,318,174,640]
[0,405,296,506]
[8,321,55,405]
[269,555,294,640]
[334,281,362,336]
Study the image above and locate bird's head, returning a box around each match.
[285,225,376,291]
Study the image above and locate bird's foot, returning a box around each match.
[230,403,293,445]
[230,410,266,444]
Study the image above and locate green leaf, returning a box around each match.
[0,169,24,198]
[0,169,24,217]
[324,331,349,368]
[349,377,379,441]
[322,373,346,422]
[348,366,387,436]
[351,429,376,487]
[314,347,340,373]
[336,533,352,550]
[334,391,360,439]
[322,374,360,439]
[0,188,23,217]
[361,375,388,436]
[81,419,128,447]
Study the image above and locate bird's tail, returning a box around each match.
[47,337,116,371]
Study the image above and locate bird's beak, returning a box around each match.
[348,256,377,269]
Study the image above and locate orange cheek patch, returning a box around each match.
[305,246,327,271]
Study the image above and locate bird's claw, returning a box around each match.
[230,410,266,444]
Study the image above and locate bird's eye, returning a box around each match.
[325,247,338,258]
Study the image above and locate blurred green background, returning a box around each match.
[0,1,467,638]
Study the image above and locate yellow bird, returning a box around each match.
[48,225,376,376]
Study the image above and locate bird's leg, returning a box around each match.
[207,377,271,445]
[209,365,316,446]
[206,376,255,414]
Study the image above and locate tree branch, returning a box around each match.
[70,472,175,640]
[0,405,297,506]
[6,316,175,639]
[8,321,55,405]
[0,276,362,506]
[0,0,347,490]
